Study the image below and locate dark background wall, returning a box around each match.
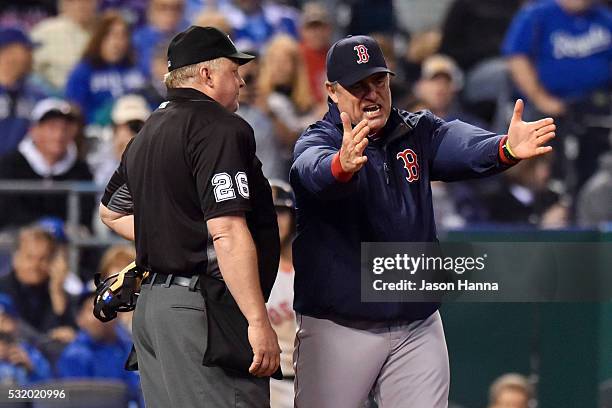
[441,230,610,408]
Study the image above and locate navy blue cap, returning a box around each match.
[326,35,394,87]
[0,28,35,49]
[167,26,254,72]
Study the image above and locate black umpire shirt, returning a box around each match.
[101,87,280,298]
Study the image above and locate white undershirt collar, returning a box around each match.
[18,136,77,177]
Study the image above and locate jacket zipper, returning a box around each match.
[380,132,395,186]
[383,162,390,185]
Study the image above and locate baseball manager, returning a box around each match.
[290,35,556,407]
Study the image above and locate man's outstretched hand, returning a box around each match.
[506,99,556,159]
[339,112,369,173]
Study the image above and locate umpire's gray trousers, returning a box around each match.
[294,311,449,408]
[132,282,269,408]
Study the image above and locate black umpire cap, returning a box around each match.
[167,26,255,72]
[326,35,395,87]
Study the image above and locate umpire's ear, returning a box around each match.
[199,64,215,88]
[325,81,339,104]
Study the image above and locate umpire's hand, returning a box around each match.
[339,112,370,173]
[248,322,281,377]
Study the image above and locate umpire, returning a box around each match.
[99,26,281,407]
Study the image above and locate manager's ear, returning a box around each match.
[325,81,339,104]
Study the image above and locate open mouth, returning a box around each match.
[363,104,381,115]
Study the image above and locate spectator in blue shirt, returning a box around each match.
[184,0,232,22]
[0,294,51,385]
[56,292,141,403]
[503,0,612,193]
[100,0,149,27]
[65,11,146,125]
[0,28,48,156]
[219,0,300,51]
[502,0,612,117]
[132,0,187,78]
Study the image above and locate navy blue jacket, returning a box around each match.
[290,103,511,322]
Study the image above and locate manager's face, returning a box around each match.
[327,72,391,135]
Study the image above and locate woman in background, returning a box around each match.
[257,34,325,172]
[65,11,146,125]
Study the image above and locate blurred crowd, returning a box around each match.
[0,225,141,404]
[0,0,609,239]
[0,0,610,405]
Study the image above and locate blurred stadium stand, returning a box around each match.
[0,0,609,406]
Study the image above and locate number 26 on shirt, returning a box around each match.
[212,172,249,202]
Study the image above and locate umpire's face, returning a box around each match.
[327,72,392,135]
[205,58,246,112]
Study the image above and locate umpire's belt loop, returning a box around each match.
[163,274,173,288]
[188,275,199,292]
[149,272,157,289]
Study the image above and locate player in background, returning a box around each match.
[266,180,297,408]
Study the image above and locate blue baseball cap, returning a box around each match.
[37,217,67,243]
[326,35,394,87]
[0,28,35,49]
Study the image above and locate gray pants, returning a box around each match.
[294,311,449,408]
[132,282,270,408]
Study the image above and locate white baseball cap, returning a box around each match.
[302,2,331,26]
[421,54,464,90]
[111,95,151,125]
[31,98,76,123]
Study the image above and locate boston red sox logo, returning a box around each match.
[353,45,370,64]
[396,148,419,183]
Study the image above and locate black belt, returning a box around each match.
[143,272,201,291]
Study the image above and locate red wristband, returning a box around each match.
[499,135,519,165]
[331,151,354,182]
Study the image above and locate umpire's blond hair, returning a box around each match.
[163,58,223,88]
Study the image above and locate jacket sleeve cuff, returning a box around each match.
[331,151,354,182]
[498,135,520,166]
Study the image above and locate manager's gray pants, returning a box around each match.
[294,311,449,408]
[132,282,269,408]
